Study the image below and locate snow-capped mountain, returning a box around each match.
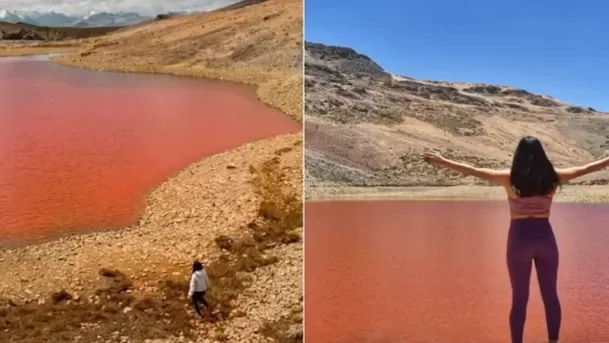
[0,9,25,23]
[0,10,151,27]
[73,12,152,27]
[22,11,77,26]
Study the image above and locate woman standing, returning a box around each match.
[423,136,609,343]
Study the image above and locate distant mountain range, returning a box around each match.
[0,9,154,27]
[0,0,252,28]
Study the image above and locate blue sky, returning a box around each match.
[305,0,609,111]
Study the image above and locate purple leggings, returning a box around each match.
[507,219,561,343]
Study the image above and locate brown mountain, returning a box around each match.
[0,21,121,41]
[305,42,609,189]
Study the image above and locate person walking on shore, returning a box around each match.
[423,136,609,343]
[188,261,210,318]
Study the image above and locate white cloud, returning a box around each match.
[0,0,242,16]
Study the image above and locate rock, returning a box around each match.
[214,235,234,251]
[530,96,558,107]
[156,14,172,20]
[51,289,73,304]
[501,88,532,97]
[566,106,586,113]
[287,324,303,340]
[463,85,501,94]
[306,42,390,79]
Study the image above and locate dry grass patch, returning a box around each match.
[258,306,303,343]
[0,268,195,343]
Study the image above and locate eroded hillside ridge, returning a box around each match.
[305,42,389,78]
[0,22,121,41]
[305,41,609,188]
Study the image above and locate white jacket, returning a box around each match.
[188,269,210,297]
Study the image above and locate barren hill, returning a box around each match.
[52,0,301,120]
[0,21,121,40]
[305,42,609,191]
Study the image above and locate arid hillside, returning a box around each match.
[217,0,268,11]
[305,42,609,191]
[53,0,302,121]
[0,21,121,40]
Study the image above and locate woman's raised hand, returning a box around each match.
[423,151,445,166]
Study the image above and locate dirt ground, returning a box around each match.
[0,1,303,342]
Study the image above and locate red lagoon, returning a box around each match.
[0,56,300,244]
[305,200,609,343]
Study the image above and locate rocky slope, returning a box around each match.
[305,42,609,191]
[0,21,121,40]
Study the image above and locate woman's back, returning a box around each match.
[508,195,552,219]
[505,181,556,219]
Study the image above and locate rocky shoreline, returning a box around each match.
[1,134,303,343]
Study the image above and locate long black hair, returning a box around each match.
[509,136,559,197]
[192,261,203,273]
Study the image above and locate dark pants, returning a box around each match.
[191,291,209,316]
[507,219,561,343]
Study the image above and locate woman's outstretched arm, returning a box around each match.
[423,152,510,185]
[556,156,609,183]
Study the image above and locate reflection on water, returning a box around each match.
[305,200,609,343]
[0,58,300,244]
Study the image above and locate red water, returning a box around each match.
[0,56,300,244]
[305,200,609,343]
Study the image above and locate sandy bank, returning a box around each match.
[307,185,609,204]
[0,45,79,57]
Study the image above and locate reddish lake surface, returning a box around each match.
[0,55,300,244]
[305,200,609,343]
